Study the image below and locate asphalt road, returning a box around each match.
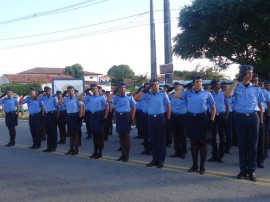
[0,119,270,202]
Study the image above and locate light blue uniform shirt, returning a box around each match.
[112,94,136,113]
[0,97,18,112]
[261,88,269,112]
[210,90,226,113]
[23,97,43,114]
[141,96,148,113]
[142,91,170,115]
[182,88,215,113]
[169,93,187,114]
[136,99,142,111]
[63,95,82,113]
[84,101,91,111]
[58,103,66,111]
[38,94,58,112]
[83,94,107,112]
[232,82,265,113]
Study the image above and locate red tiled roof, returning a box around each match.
[84,71,103,75]
[17,67,102,76]
[18,67,64,74]
[99,75,110,78]
[4,74,72,84]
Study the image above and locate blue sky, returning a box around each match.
[0,0,238,78]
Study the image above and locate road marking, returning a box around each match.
[1,142,270,187]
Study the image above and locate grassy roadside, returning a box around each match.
[0,111,29,120]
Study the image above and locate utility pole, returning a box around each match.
[164,0,173,84]
[150,0,157,79]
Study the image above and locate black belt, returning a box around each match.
[46,110,56,114]
[90,110,104,114]
[235,111,256,117]
[187,111,207,117]
[148,113,164,118]
[67,112,79,115]
[116,112,129,116]
[5,111,16,114]
[216,112,225,116]
[172,113,186,116]
[30,112,41,116]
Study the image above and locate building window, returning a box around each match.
[90,76,93,79]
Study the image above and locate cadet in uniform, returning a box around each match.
[168,82,187,159]
[20,87,44,149]
[84,89,92,140]
[174,76,216,174]
[208,79,228,163]
[221,82,233,154]
[224,65,265,181]
[0,87,19,146]
[107,82,136,162]
[38,86,58,152]
[59,86,83,155]
[78,84,109,159]
[134,79,171,168]
[56,90,67,144]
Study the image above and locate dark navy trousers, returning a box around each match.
[29,112,41,147]
[171,113,187,155]
[234,112,259,173]
[147,114,166,164]
[45,112,58,150]
[211,113,226,159]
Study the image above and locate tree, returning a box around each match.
[174,66,229,80]
[0,83,42,96]
[173,0,270,78]
[134,74,149,86]
[64,63,84,78]
[107,64,135,85]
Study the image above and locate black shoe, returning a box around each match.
[141,150,150,155]
[57,140,62,144]
[32,145,39,149]
[90,153,98,158]
[43,148,51,152]
[65,150,73,155]
[199,167,205,175]
[257,163,264,168]
[94,153,102,159]
[179,154,186,159]
[146,161,158,167]
[28,145,35,149]
[123,155,129,162]
[71,150,78,156]
[225,150,231,154]
[116,155,124,161]
[5,142,15,146]
[248,172,257,181]
[157,163,163,168]
[237,171,247,179]
[207,156,218,162]
[116,147,121,151]
[218,158,223,163]
[187,166,198,173]
[170,153,180,158]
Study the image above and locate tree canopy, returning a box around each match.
[174,66,229,80]
[173,0,270,78]
[64,63,84,78]
[0,83,41,96]
[107,64,135,85]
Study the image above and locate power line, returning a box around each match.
[0,19,178,51]
[0,9,180,41]
[0,12,149,41]
[0,0,108,25]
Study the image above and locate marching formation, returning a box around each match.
[0,65,269,182]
